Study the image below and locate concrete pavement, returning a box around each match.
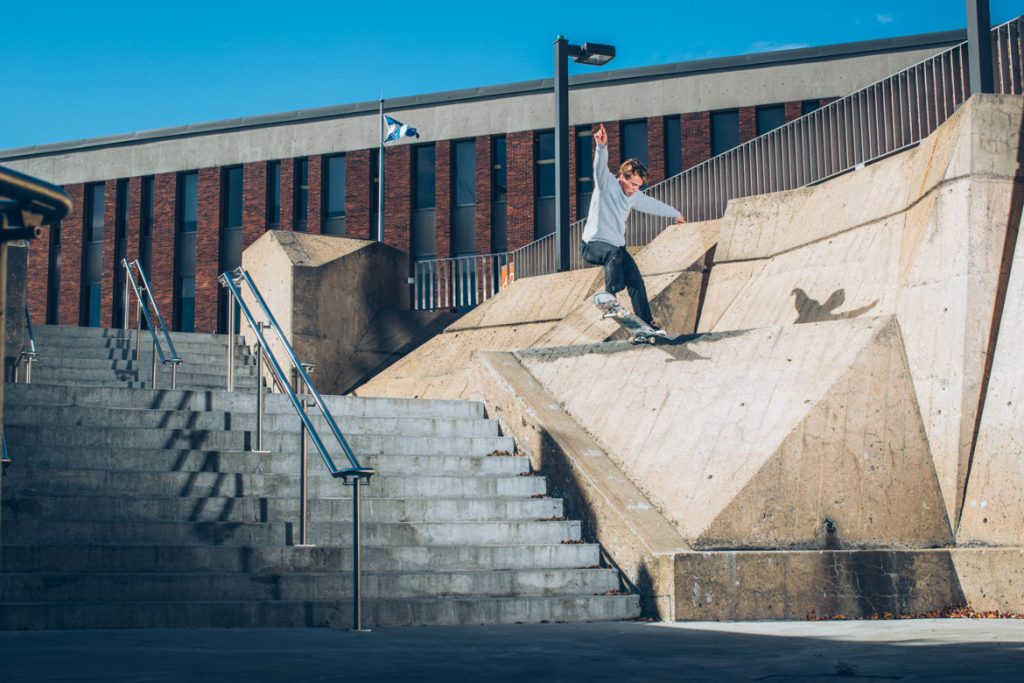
[1,619,1021,682]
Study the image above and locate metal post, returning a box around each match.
[227,294,235,392]
[25,357,32,385]
[351,475,369,632]
[253,325,267,453]
[122,265,130,334]
[150,339,158,388]
[297,398,312,547]
[134,291,142,367]
[967,0,994,94]
[171,362,177,390]
[554,36,571,273]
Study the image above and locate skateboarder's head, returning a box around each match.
[617,159,648,197]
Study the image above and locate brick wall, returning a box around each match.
[100,181,118,327]
[784,101,803,122]
[280,158,295,231]
[150,173,177,329]
[127,177,142,264]
[682,112,712,170]
[568,126,578,224]
[474,136,492,254]
[646,116,666,184]
[242,161,267,251]
[603,121,622,173]
[434,140,451,259]
[58,184,84,325]
[27,226,50,323]
[383,144,411,253]
[506,130,534,251]
[346,150,372,240]
[195,168,221,333]
[307,156,323,234]
[739,106,757,145]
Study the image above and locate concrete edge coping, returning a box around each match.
[471,349,689,619]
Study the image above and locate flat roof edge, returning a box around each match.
[0,28,967,162]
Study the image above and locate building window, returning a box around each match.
[620,120,649,167]
[223,166,243,229]
[370,149,381,238]
[491,136,507,252]
[664,116,682,177]
[711,109,740,156]
[294,157,308,231]
[266,161,281,228]
[81,183,105,327]
[451,139,477,256]
[324,154,346,236]
[491,136,507,203]
[177,172,198,232]
[220,166,244,332]
[175,171,198,332]
[46,215,62,325]
[535,131,555,198]
[139,176,154,279]
[756,104,786,136]
[113,179,129,327]
[413,144,436,210]
[802,99,822,116]
[576,126,594,221]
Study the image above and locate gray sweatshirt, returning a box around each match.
[580,143,682,247]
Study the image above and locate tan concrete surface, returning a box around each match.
[950,548,1024,613]
[472,350,689,619]
[356,220,717,400]
[698,95,1024,526]
[958,214,1024,546]
[516,317,951,550]
[241,231,450,394]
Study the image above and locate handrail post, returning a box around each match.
[171,361,178,390]
[227,292,235,392]
[252,323,268,453]
[122,263,131,332]
[134,287,142,368]
[150,338,158,389]
[348,473,370,632]
[297,398,313,548]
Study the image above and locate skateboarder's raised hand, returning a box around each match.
[594,123,608,146]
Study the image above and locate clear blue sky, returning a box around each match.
[3,1,1022,150]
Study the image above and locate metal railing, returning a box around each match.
[13,305,38,384]
[219,267,376,632]
[413,252,513,310]
[121,258,182,388]
[413,16,1024,309]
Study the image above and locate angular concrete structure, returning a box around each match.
[241,231,454,394]
[355,220,718,400]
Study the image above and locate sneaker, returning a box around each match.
[649,321,669,337]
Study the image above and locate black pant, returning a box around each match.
[580,240,653,325]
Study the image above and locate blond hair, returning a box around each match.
[618,158,648,180]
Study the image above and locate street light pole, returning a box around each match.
[966,0,994,95]
[554,38,615,273]
[554,37,571,272]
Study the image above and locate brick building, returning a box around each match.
[0,29,963,333]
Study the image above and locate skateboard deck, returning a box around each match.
[594,292,664,344]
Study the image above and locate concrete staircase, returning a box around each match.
[0,325,639,629]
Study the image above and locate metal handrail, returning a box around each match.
[218,266,375,632]
[414,16,1024,308]
[14,305,38,383]
[121,258,182,388]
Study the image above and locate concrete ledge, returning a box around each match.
[472,350,689,619]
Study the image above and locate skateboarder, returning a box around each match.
[581,123,686,331]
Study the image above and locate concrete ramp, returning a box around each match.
[515,316,951,550]
[355,221,717,400]
[698,94,1024,526]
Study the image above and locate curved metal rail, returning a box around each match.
[121,259,182,388]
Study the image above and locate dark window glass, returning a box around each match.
[664,116,682,177]
[294,158,308,230]
[87,284,101,327]
[370,149,381,236]
[802,99,822,115]
[46,218,62,325]
[114,179,129,327]
[267,161,281,227]
[576,127,593,195]
[491,136,507,202]
[756,105,786,136]
[453,140,476,206]
[414,145,436,210]
[711,110,740,156]
[621,120,649,167]
[140,177,154,237]
[223,166,243,229]
[325,155,346,218]
[535,131,555,198]
[178,276,195,332]
[116,179,129,239]
[86,183,105,242]
[178,172,198,232]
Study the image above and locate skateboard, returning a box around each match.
[594,292,666,345]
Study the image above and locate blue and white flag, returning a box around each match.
[383,114,420,142]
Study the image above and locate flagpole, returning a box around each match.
[377,96,385,243]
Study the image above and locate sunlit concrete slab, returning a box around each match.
[355,221,717,400]
[699,95,1024,525]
